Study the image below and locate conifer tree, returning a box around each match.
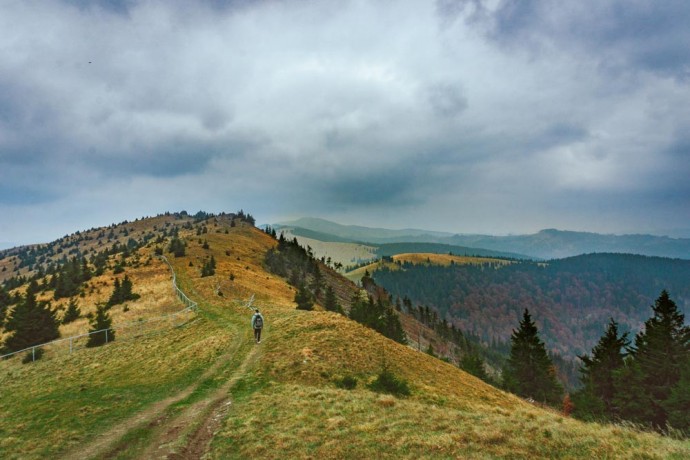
[294,284,314,311]
[502,309,563,405]
[663,356,690,431]
[324,285,344,314]
[381,303,406,344]
[573,318,629,419]
[86,304,114,347]
[120,275,139,302]
[0,284,10,326]
[2,280,60,353]
[460,351,490,382]
[62,297,81,324]
[618,290,690,427]
[107,278,122,307]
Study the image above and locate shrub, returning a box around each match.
[336,375,358,390]
[22,347,44,364]
[367,367,411,397]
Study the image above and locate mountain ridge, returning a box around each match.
[2,212,689,457]
[275,217,690,260]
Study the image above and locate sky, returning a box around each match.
[2,0,690,247]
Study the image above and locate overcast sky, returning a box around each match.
[2,0,689,246]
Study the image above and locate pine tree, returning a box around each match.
[381,304,406,344]
[621,290,690,427]
[294,284,314,311]
[502,309,563,405]
[663,356,690,431]
[86,304,114,347]
[460,351,490,382]
[107,278,122,307]
[0,284,11,326]
[612,360,655,424]
[573,318,629,419]
[2,281,60,353]
[120,275,139,302]
[62,297,81,324]
[324,285,344,314]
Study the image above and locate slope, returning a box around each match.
[1,215,689,459]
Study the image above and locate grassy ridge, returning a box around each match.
[210,306,690,459]
[2,221,689,459]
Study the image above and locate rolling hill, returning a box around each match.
[274,218,690,260]
[1,213,689,458]
[370,253,690,361]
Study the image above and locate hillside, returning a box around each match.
[1,215,689,458]
[371,253,690,361]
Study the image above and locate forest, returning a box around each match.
[372,253,690,360]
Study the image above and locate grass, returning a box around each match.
[211,383,690,459]
[0,318,233,459]
[2,221,690,459]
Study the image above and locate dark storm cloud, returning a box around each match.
[2,0,689,245]
[486,0,690,80]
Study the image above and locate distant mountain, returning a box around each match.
[275,217,454,244]
[448,229,690,260]
[275,218,690,260]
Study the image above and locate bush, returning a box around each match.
[367,367,411,397]
[22,347,44,364]
[336,375,358,390]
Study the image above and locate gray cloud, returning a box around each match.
[1,0,689,244]
[486,0,690,80]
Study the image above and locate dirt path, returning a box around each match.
[136,342,261,459]
[62,327,248,460]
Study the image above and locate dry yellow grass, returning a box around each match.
[392,253,513,267]
[2,218,689,459]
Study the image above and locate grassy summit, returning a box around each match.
[0,215,688,459]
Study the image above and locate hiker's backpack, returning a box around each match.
[254,315,263,329]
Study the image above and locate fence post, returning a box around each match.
[32,347,36,362]
[105,329,109,344]
[70,338,73,354]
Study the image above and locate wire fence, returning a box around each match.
[0,256,199,364]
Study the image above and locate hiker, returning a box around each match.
[251,308,264,343]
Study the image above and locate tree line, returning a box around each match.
[502,290,689,433]
[264,232,407,344]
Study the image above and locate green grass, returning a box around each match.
[3,224,690,459]
[0,318,233,459]
[210,383,690,459]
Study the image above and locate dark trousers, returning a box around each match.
[254,328,262,342]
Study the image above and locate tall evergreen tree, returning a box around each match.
[86,304,114,347]
[502,309,563,405]
[460,351,490,382]
[0,284,11,326]
[619,290,690,427]
[107,278,122,308]
[294,284,314,311]
[573,318,630,419]
[663,356,690,431]
[324,285,344,314]
[2,281,60,353]
[62,297,81,324]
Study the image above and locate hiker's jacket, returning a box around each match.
[251,313,264,329]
